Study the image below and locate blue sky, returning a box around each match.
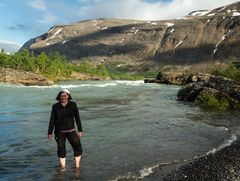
[0,0,239,52]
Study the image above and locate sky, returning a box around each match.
[0,0,239,52]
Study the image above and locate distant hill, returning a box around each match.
[21,2,240,72]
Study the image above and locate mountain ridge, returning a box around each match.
[21,2,240,72]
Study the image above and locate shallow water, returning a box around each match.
[0,80,239,181]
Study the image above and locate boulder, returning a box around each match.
[206,76,240,101]
[177,82,204,101]
[156,72,190,85]
[196,87,238,110]
[177,76,240,110]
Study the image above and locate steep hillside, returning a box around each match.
[21,2,240,72]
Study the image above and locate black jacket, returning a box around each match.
[48,101,82,134]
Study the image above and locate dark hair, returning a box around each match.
[56,92,72,101]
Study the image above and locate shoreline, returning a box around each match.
[109,134,239,181]
[145,136,240,180]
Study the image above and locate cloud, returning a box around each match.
[38,13,58,25]
[28,0,47,11]
[27,0,60,25]
[78,0,240,20]
[28,0,58,25]
[0,40,21,53]
[9,24,28,31]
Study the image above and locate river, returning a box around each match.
[0,80,239,181]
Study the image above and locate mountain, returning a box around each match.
[21,2,240,72]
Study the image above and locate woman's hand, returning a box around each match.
[78,132,83,138]
[48,134,52,140]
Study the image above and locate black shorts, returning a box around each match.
[55,131,83,158]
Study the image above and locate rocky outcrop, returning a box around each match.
[21,2,240,72]
[144,72,212,85]
[0,68,54,86]
[177,76,240,110]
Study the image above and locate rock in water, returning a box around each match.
[177,76,240,110]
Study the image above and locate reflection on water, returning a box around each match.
[45,167,81,181]
[0,80,239,181]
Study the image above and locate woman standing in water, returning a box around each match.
[48,89,83,169]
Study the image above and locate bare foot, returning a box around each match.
[75,167,81,180]
[59,167,66,175]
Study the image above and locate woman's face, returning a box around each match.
[60,92,69,103]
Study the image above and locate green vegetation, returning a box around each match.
[0,49,111,81]
[105,63,157,80]
[110,72,144,80]
[0,49,73,80]
[72,61,110,78]
[211,59,240,81]
[106,66,143,80]
[196,93,230,111]
[136,71,158,78]
[0,49,156,81]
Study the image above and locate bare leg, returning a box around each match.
[75,156,81,168]
[59,157,66,168]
